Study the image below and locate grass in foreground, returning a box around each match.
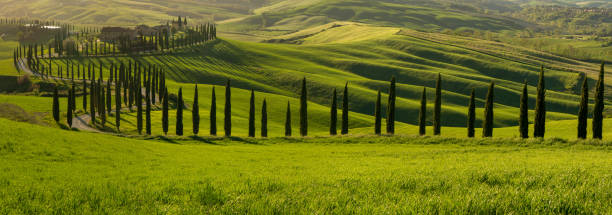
[0,118,610,214]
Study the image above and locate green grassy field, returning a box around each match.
[0,118,611,213]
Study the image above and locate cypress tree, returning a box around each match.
[137,84,142,134]
[285,101,292,137]
[330,89,337,136]
[90,82,95,125]
[374,90,382,135]
[482,82,495,137]
[115,76,121,132]
[67,89,73,128]
[176,88,183,136]
[192,85,200,135]
[519,81,529,139]
[146,86,151,135]
[53,87,60,122]
[248,89,256,137]
[419,87,427,136]
[162,88,169,135]
[71,84,76,112]
[341,83,349,135]
[300,78,308,137]
[224,80,231,137]
[261,99,268,138]
[433,73,442,135]
[210,86,217,136]
[100,81,106,127]
[593,62,605,139]
[106,80,111,115]
[534,66,546,138]
[577,75,588,139]
[83,81,87,111]
[467,88,475,138]
[386,76,396,134]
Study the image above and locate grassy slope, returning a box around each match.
[0,0,278,26]
[1,118,611,213]
[219,0,525,38]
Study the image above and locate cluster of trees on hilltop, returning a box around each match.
[52,63,606,140]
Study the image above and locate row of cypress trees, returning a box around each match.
[53,64,605,139]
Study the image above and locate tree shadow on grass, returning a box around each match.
[189,135,222,145]
[155,135,180,145]
[228,136,261,145]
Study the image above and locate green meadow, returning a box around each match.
[0,118,611,214]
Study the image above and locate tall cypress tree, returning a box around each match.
[192,85,200,135]
[146,87,151,135]
[100,80,106,127]
[106,80,111,115]
[115,77,121,132]
[519,81,529,139]
[71,84,76,112]
[176,88,183,136]
[419,87,427,136]
[210,86,217,136]
[467,88,475,138]
[83,81,87,111]
[248,89,256,137]
[330,89,337,136]
[224,80,231,137]
[285,101,292,137]
[482,82,495,137]
[162,88,169,135]
[90,82,95,125]
[577,75,589,139]
[386,76,396,134]
[53,87,60,122]
[89,81,96,125]
[533,66,546,138]
[433,73,442,135]
[593,62,605,139]
[67,89,73,128]
[374,90,382,135]
[341,82,349,135]
[300,78,308,137]
[261,99,268,138]
[137,83,142,134]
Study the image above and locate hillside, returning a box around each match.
[39,22,609,129]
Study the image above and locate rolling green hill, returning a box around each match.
[41,23,607,129]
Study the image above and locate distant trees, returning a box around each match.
[593,62,605,139]
[519,82,529,139]
[341,83,349,135]
[482,82,495,137]
[300,78,308,137]
[434,74,442,136]
[577,76,588,139]
[330,89,338,136]
[419,88,426,136]
[386,76,396,134]
[533,66,546,138]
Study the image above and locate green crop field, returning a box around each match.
[2,0,612,213]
